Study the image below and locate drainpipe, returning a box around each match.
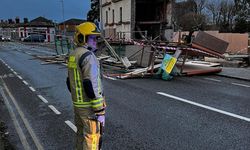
[100,0,103,35]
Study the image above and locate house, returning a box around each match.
[100,0,172,41]
[18,16,56,42]
[100,0,194,41]
[58,18,86,36]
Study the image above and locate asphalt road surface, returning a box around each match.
[0,42,250,150]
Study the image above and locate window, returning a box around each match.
[106,11,108,24]
[119,7,122,23]
[112,9,115,23]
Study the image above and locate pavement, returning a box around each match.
[217,67,250,81]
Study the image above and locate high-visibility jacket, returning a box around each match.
[67,47,105,114]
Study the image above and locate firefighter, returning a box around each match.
[66,22,106,150]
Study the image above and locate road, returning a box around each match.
[0,42,250,150]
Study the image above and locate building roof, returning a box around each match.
[0,16,55,28]
[59,18,86,25]
[28,16,54,27]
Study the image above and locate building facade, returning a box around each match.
[0,17,56,42]
[19,17,56,42]
[100,0,174,41]
[58,18,86,36]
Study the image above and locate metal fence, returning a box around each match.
[54,36,74,55]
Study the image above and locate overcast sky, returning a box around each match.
[0,0,90,23]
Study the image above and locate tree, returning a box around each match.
[219,0,236,32]
[206,0,236,32]
[179,12,206,43]
[206,1,220,25]
[172,0,206,43]
[233,0,250,32]
[194,0,207,15]
[87,0,100,22]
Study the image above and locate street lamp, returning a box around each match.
[60,0,66,36]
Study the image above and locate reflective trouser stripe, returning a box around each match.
[92,134,97,150]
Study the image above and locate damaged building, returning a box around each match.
[100,0,196,41]
[100,0,174,41]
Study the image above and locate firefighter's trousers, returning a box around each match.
[75,113,101,150]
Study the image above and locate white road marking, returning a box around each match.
[0,87,31,150]
[157,92,250,122]
[17,75,23,80]
[48,105,61,115]
[13,71,17,75]
[29,86,36,92]
[65,120,77,133]
[1,79,44,150]
[103,75,117,81]
[22,80,28,85]
[204,78,221,82]
[37,95,48,104]
[232,82,250,88]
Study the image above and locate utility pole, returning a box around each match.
[60,0,66,36]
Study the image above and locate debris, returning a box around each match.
[185,61,221,67]
[192,31,229,58]
[176,63,222,76]
[117,64,161,79]
[102,37,131,68]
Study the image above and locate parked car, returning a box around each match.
[23,34,45,42]
[1,36,11,41]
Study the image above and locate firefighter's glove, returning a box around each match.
[96,115,105,125]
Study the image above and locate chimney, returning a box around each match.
[8,19,13,24]
[15,17,20,24]
[24,18,29,23]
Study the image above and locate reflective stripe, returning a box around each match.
[76,70,83,102]
[73,98,103,108]
[74,104,92,108]
[92,134,97,150]
[68,56,77,69]
[69,55,84,103]
[92,103,103,109]
[73,69,80,102]
[69,56,76,62]
[74,101,91,105]
[68,62,77,68]
[91,98,103,103]
[91,98,104,109]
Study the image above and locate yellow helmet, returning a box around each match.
[74,22,101,46]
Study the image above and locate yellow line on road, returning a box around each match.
[0,85,31,150]
[1,79,44,150]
